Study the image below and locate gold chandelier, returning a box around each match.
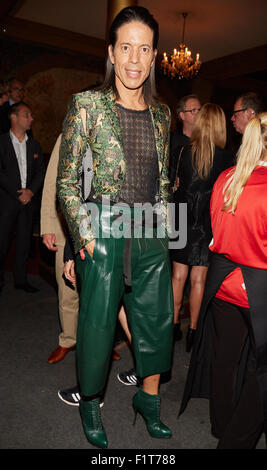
[161,12,201,79]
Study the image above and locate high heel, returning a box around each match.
[79,398,108,448]
[132,389,172,439]
[186,327,196,352]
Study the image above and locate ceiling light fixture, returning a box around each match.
[161,12,201,79]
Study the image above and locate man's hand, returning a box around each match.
[84,239,95,258]
[42,233,58,251]
[64,260,76,285]
[17,188,33,205]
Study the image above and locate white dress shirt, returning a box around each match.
[10,130,28,188]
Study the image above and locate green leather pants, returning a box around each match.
[75,205,174,397]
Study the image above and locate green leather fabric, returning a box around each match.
[75,204,173,396]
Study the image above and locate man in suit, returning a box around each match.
[0,101,45,293]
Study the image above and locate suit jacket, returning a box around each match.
[40,134,67,246]
[57,87,171,254]
[0,132,45,209]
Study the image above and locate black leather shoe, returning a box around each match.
[15,283,39,293]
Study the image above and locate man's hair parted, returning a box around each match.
[8,101,31,119]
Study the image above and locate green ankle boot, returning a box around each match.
[132,389,172,439]
[79,398,108,448]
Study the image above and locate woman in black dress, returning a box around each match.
[170,103,233,351]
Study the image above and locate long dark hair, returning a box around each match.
[98,6,159,105]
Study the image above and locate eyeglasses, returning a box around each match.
[232,108,247,115]
[183,108,201,115]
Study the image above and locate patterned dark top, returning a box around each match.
[117,104,158,207]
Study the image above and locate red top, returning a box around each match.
[209,164,267,308]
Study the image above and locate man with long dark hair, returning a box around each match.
[57,6,173,448]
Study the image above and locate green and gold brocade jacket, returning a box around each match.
[56,88,171,253]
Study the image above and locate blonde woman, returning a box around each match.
[171,103,233,351]
[180,113,267,448]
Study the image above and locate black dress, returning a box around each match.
[170,144,233,266]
